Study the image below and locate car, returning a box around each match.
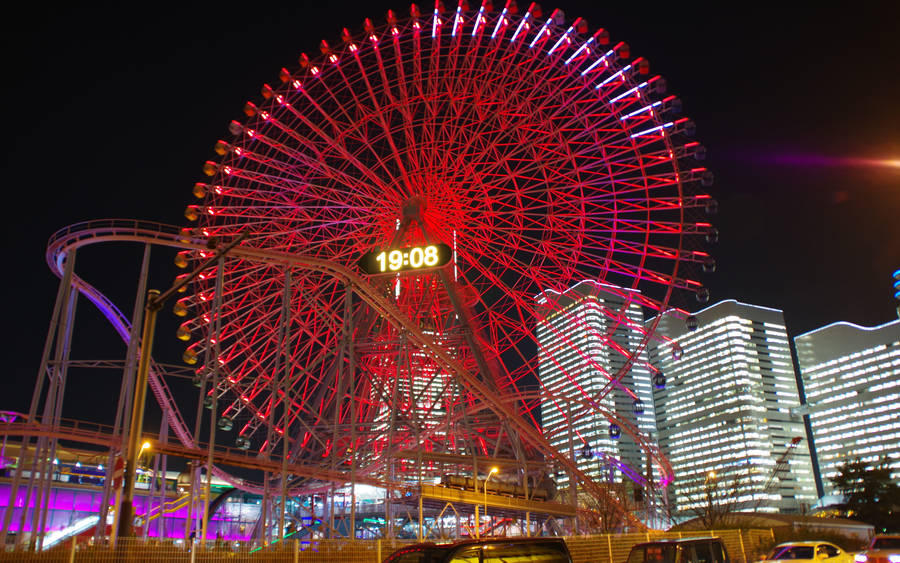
[760,541,853,563]
[382,537,573,563]
[624,537,730,563]
[854,535,900,563]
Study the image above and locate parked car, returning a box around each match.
[383,537,573,563]
[625,537,730,563]
[760,541,853,563]
[854,535,900,563]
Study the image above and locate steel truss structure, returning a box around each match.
[2,0,714,547]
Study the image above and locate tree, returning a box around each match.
[682,468,751,529]
[830,456,900,532]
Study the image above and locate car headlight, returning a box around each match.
[855,555,867,563]
[887,556,899,563]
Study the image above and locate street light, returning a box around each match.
[484,467,498,537]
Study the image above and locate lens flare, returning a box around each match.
[767,153,900,169]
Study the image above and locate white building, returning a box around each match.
[648,300,818,516]
[536,281,657,492]
[794,319,900,493]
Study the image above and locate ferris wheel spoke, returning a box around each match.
[264,89,399,201]
[222,133,390,209]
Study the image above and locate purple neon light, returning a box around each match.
[0,483,248,540]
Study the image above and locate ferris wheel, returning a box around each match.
[175,0,714,500]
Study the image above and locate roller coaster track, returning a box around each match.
[45,219,660,527]
[0,420,387,489]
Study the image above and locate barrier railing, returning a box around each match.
[0,529,776,563]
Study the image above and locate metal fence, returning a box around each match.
[0,529,776,563]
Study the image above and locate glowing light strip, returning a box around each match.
[491,8,508,39]
[528,16,553,48]
[451,5,462,37]
[579,49,614,76]
[471,6,486,36]
[609,81,648,103]
[564,36,594,64]
[629,121,674,138]
[547,23,576,55]
[620,100,662,120]
[596,63,633,89]
[432,7,440,39]
[510,12,531,43]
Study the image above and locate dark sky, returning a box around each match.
[2,3,899,422]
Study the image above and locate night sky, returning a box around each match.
[2,3,899,424]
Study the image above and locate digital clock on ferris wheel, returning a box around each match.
[358,243,452,275]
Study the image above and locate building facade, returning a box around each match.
[536,281,657,492]
[648,300,818,516]
[794,319,900,493]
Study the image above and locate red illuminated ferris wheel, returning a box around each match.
[176,1,713,496]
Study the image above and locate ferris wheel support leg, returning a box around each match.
[278,270,292,543]
[345,284,357,541]
[385,332,404,540]
[567,401,578,536]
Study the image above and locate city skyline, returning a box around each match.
[795,317,900,497]
[649,299,819,515]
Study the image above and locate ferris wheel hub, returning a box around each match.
[401,195,427,220]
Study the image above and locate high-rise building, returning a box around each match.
[794,319,900,493]
[648,300,818,516]
[536,281,657,490]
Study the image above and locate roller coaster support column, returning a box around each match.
[117,287,160,540]
[1,249,76,549]
[99,244,151,545]
[118,233,245,540]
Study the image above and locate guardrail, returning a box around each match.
[0,529,776,563]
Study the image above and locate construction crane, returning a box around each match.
[763,437,803,494]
